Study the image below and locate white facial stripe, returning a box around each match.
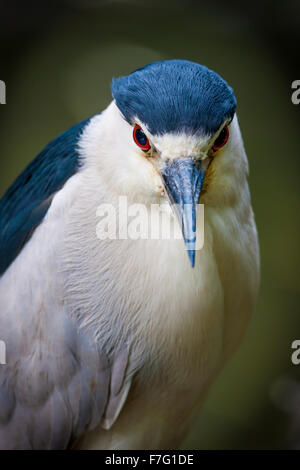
[133,116,231,161]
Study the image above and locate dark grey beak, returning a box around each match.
[161,158,206,268]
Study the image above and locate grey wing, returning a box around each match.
[0,115,134,449]
[0,311,133,449]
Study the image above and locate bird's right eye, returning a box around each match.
[133,124,151,151]
[212,125,229,152]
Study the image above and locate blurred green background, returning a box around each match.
[0,0,299,449]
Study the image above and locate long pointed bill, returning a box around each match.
[161,157,206,268]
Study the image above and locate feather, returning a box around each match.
[0,117,91,275]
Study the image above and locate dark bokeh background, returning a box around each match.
[0,0,299,449]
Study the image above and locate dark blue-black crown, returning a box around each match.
[112,59,236,136]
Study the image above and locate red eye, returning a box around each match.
[212,125,229,152]
[133,124,151,151]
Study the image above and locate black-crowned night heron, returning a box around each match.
[0,60,260,449]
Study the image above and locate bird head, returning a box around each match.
[84,60,248,267]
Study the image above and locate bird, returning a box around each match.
[0,59,260,449]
